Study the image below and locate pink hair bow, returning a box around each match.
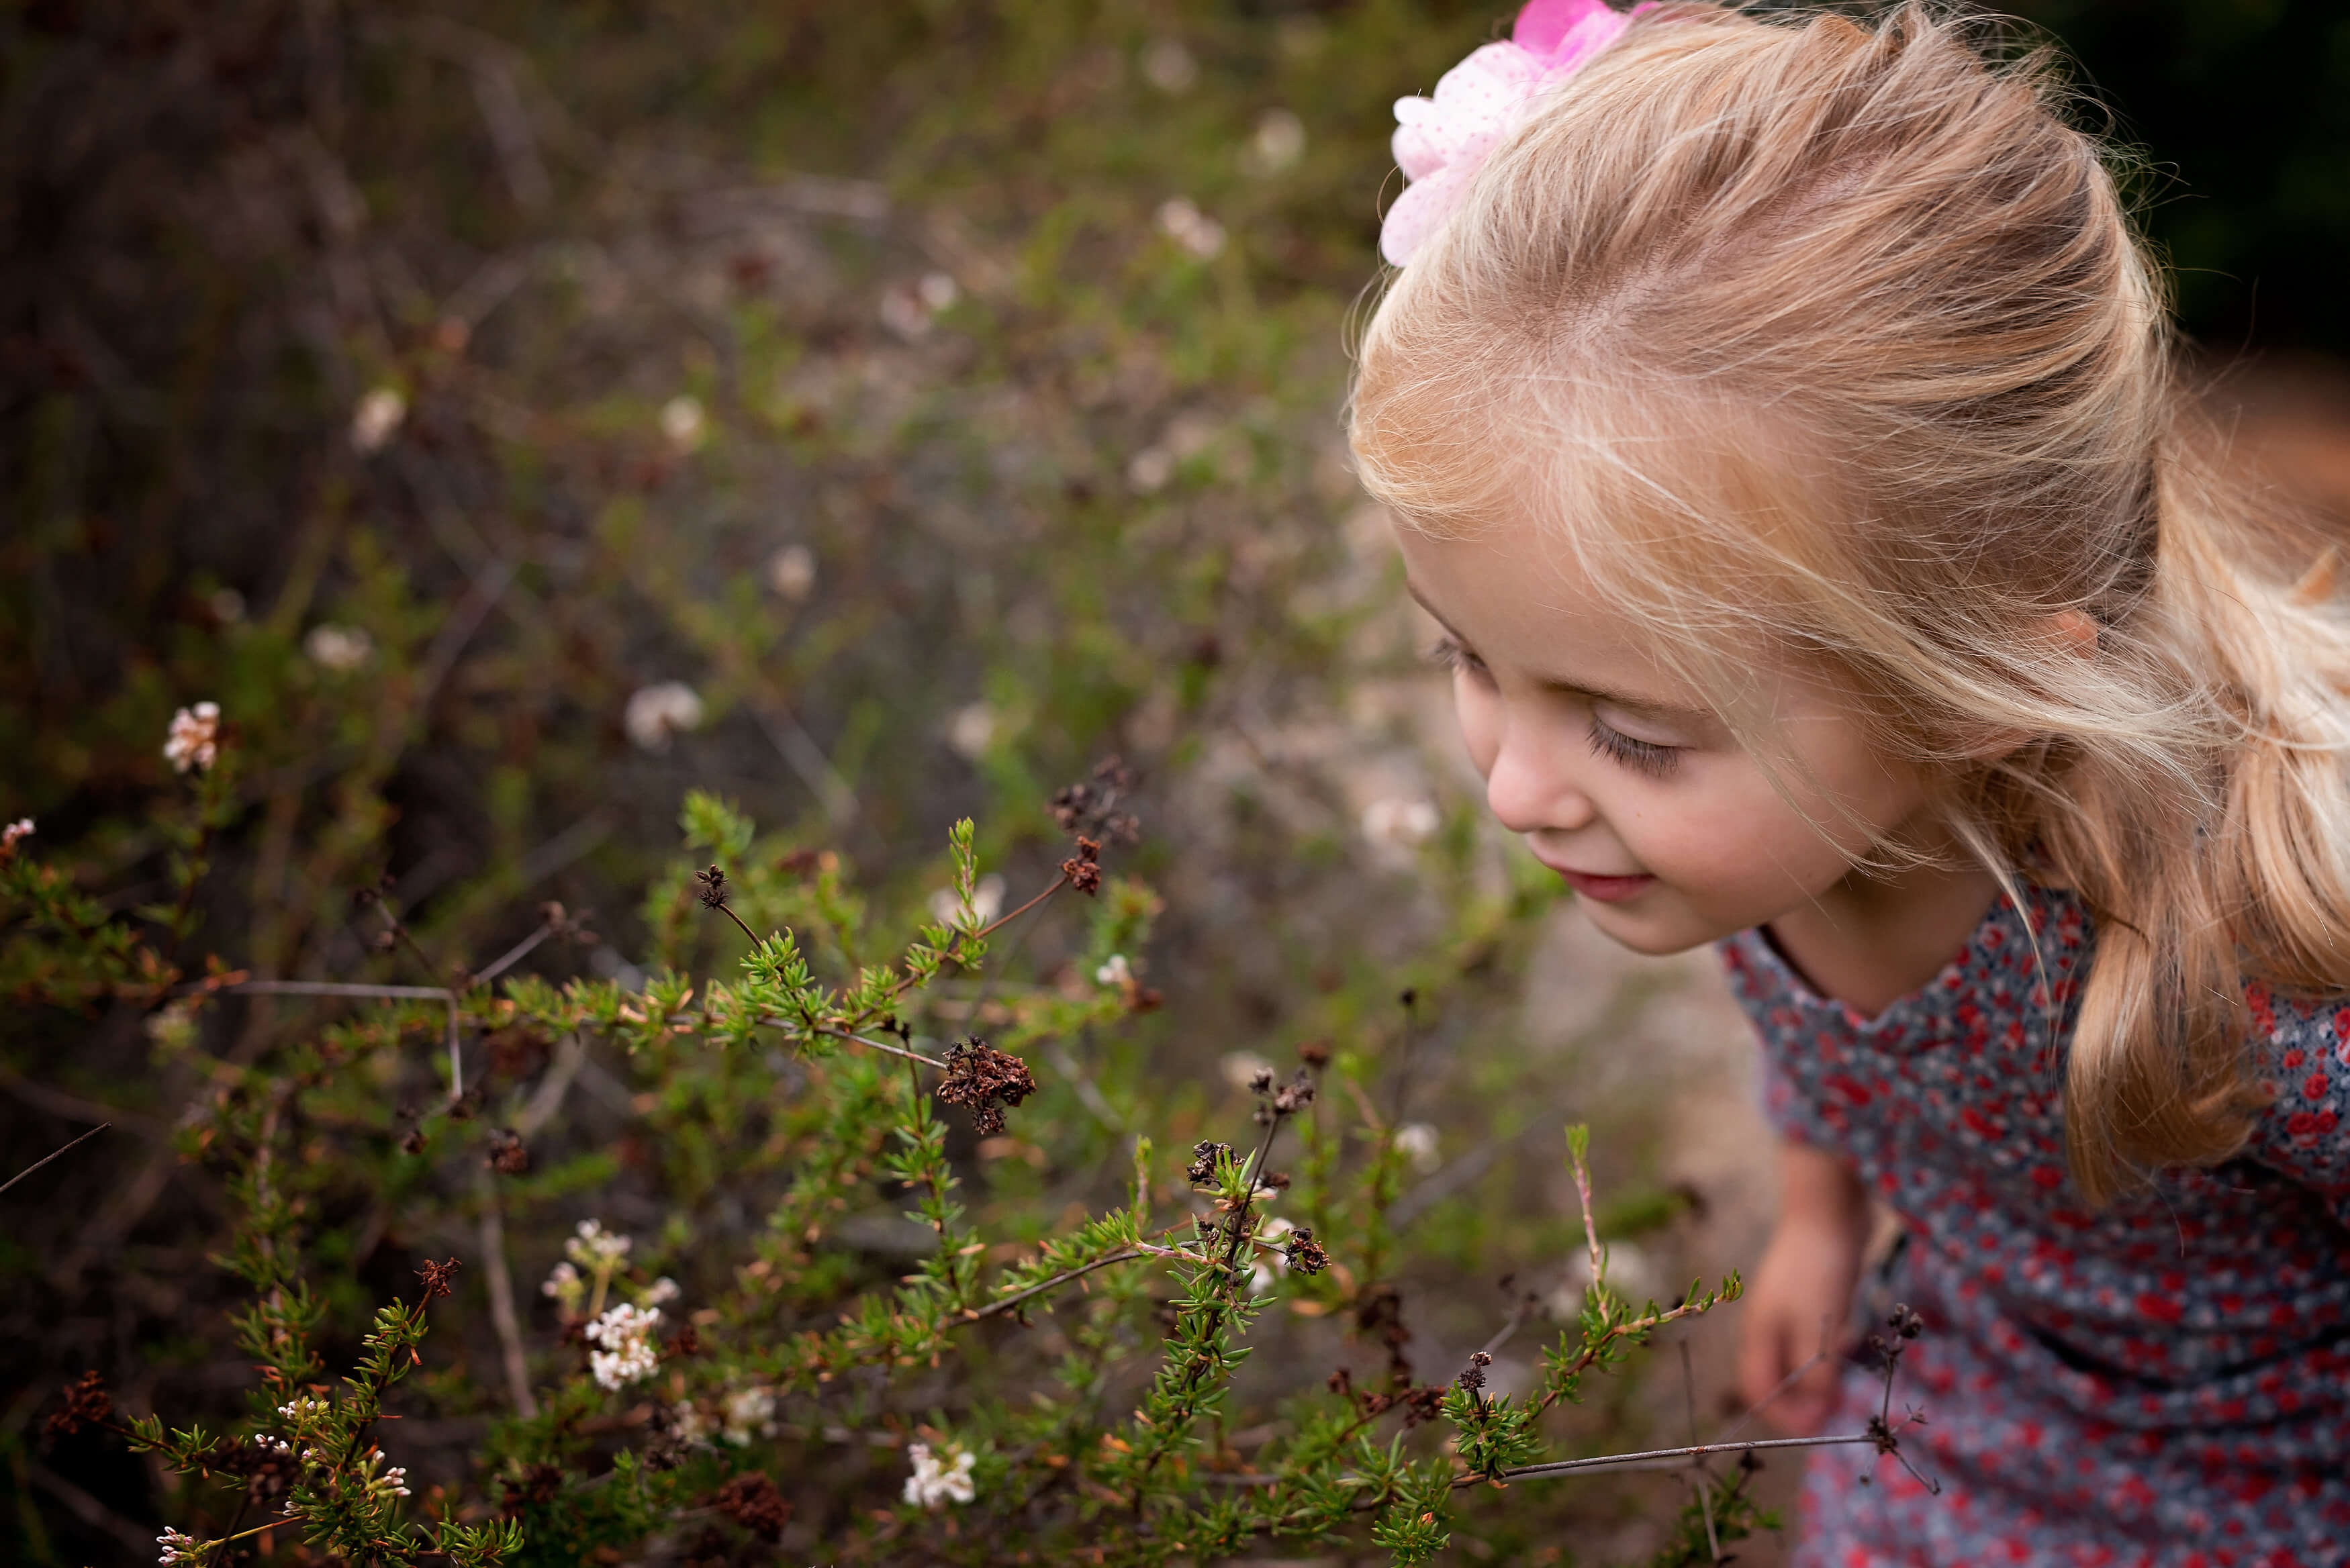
[1382,0,1652,266]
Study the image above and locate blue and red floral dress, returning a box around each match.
[1719,886,2350,1567]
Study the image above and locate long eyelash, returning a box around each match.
[1587,719,1679,779]
[1423,636,1482,676]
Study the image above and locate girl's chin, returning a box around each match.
[1573,894,1724,958]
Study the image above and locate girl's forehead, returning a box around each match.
[1391,509,1861,734]
[1393,518,1714,712]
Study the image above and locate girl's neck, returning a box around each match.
[1765,840,2004,1020]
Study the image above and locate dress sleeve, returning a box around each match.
[1750,1026,1835,1147]
[2237,983,2350,1225]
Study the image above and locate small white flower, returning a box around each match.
[671,1399,712,1444]
[1155,197,1226,260]
[1125,445,1175,493]
[1219,1050,1275,1091]
[880,273,960,339]
[902,1442,977,1508]
[584,1302,663,1389]
[567,1218,632,1267]
[644,1275,681,1306]
[766,543,817,601]
[541,1259,583,1311]
[2,818,32,852]
[158,1526,204,1565]
[1393,1122,1442,1174]
[1246,108,1306,175]
[303,624,374,673]
[1140,37,1197,93]
[928,873,1004,930]
[880,287,933,340]
[721,1385,778,1444]
[659,395,707,452]
[350,387,407,454]
[623,682,704,752]
[363,1453,413,1498]
[145,999,199,1052]
[1095,953,1133,988]
[1361,796,1440,851]
[207,587,246,624]
[946,701,996,760]
[164,701,220,774]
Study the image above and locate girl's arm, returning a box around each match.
[1736,1137,1872,1435]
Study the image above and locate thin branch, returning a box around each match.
[475,1172,538,1418]
[0,1122,111,1199]
[971,873,1067,942]
[811,1026,952,1072]
[1474,1286,1544,1360]
[712,901,761,947]
[27,1461,155,1556]
[1711,1344,1831,1445]
[1570,1136,1603,1297]
[1478,1430,1883,1483]
[1681,1339,1722,1564]
[214,980,466,1098]
[473,920,555,986]
[959,1241,1203,1326]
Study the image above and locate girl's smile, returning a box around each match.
[1545,868,1656,903]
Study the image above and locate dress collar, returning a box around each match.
[1725,884,2087,1044]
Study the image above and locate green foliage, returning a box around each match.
[0,1,1935,1561]
[5,805,1796,1564]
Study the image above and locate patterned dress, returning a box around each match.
[1718,886,2350,1567]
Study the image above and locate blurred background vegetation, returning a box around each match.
[3,1,2345,1563]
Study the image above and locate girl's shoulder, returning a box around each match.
[2240,980,2350,1195]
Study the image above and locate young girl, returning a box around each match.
[1351,2,2350,1563]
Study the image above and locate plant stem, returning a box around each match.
[0,1122,110,1198]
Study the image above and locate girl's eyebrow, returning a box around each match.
[1404,581,1708,722]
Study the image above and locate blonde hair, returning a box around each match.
[1350,1,2350,1202]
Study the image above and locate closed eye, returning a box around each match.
[1425,636,1492,683]
[1588,718,1679,778]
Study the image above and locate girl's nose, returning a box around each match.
[1483,725,1594,837]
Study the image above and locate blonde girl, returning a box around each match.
[1350,1,2350,1562]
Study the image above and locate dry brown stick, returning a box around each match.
[216,979,465,1097]
[1480,1430,1885,1484]
[1680,1339,1723,1564]
[475,1171,539,1418]
[958,1241,1203,1324]
[0,1122,111,1199]
[810,1026,951,1073]
[28,1461,156,1556]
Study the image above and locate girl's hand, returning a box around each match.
[1736,1140,1872,1435]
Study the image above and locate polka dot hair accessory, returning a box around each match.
[1382,0,1653,266]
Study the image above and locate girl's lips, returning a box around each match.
[1554,868,1656,903]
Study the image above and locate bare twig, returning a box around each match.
[473,920,556,987]
[972,873,1068,942]
[1480,1430,1884,1483]
[812,1026,951,1073]
[214,980,466,1098]
[751,702,858,828]
[0,1122,111,1199]
[475,1171,538,1418]
[1570,1135,1604,1295]
[1681,1340,1723,1564]
[28,1461,156,1556]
